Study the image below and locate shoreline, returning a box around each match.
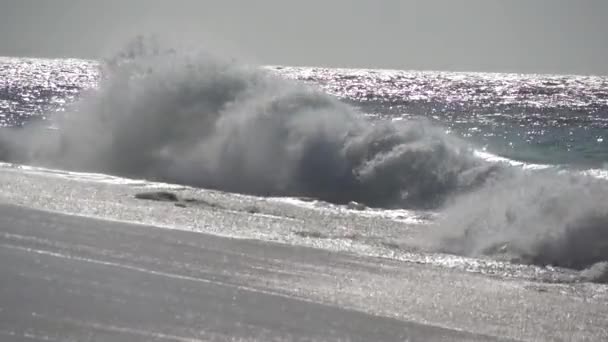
[2,203,607,340]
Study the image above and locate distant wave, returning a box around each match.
[0,37,606,274]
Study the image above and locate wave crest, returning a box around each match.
[0,38,493,209]
[1,38,607,275]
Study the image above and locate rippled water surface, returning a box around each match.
[1,57,608,166]
[274,66,608,166]
[0,57,98,126]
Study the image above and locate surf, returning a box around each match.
[0,38,498,209]
[0,37,606,280]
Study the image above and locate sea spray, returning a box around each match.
[1,37,606,275]
[434,171,608,271]
[0,38,494,209]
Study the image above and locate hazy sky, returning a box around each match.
[1,0,607,74]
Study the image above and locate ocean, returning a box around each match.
[0,41,607,287]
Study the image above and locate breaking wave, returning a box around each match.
[0,37,606,274]
[0,38,497,209]
[433,170,608,272]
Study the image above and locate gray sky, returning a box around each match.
[0,0,607,74]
